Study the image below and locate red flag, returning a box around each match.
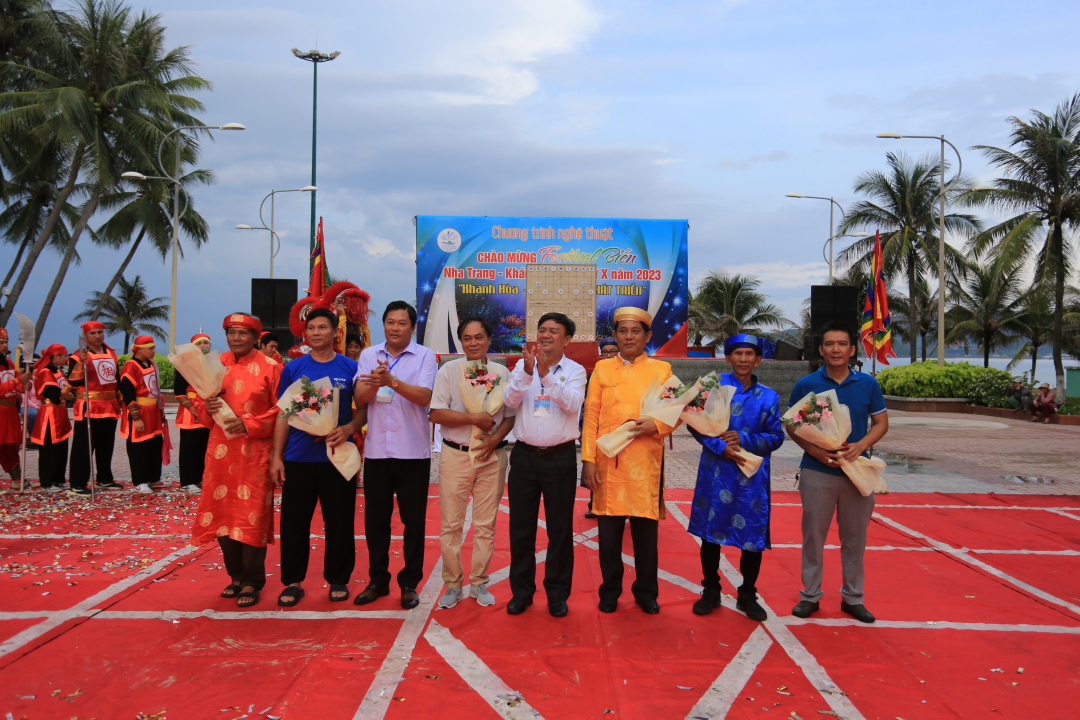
[308,217,331,297]
[859,231,896,364]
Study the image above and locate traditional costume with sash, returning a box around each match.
[32,344,72,489]
[68,321,122,490]
[119,335,165,487]
[0,329,22,477]
[175,333,212,491]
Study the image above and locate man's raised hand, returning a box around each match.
[521,344,536,376]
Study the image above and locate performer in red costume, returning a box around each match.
[119,335,166,494]
[67,321,123,495]
[0,329,31,486]
[175,333,213,494]
[32,344,73,492]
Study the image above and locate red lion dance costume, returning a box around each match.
[287,281,371,359]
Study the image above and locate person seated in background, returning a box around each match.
[259,332,282,364]
[1007,379,1032,412]
[1030,383,1058,424]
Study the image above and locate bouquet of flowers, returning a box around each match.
[168,343,240,438]
[596,374,694,458]
[782,389,885,496]
[679,372,762,478]
[457,362,505,467]
[275,375,362,480]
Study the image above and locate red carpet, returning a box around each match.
[1,487,1079,719]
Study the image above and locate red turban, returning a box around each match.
[80,321,105,333]
[132,335,156,349]
[35,343,67,372]
[190,333,211,343]
[222,313,263,335]
[0,328,7,340]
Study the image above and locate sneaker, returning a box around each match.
[183,484,202,494]
[97,481,124,491]
[471,583,496,607]
[68,487,92,496]
[692,588,722,616]
[149,481,168,489]
[438,587,463,609]
[134,483,153,494]
[46,485,64,494]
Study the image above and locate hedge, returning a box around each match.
[876,361,1014,408]
[116,353,175,390]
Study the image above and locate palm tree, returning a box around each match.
[887,279,937,362]
[0,0,211,332]
[0,172,81,288]
[945,255,1027,367]
[88,167,211,319]
[689,272,790,348]
[74,274,166,354]
[1008,285,1054,380]
[837,151,982,362]
[968,94,1080,402]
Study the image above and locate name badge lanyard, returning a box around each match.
[376,351,405,403]
[533,364,557,417]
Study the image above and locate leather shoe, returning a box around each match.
[840,601,875,624]
[548,601,568,617]
[636,598,660,615]
[353,584,389,606]
[506,597,532,615]
[736,592,768,622]
[584,510,597,519]
[598,599,617,613]
[400,588,420,609]
[692,588,722,616]
[791,600,819,618]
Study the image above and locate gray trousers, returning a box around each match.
[798,467,876,605]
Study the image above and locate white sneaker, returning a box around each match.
[134,483,153,494]
[183,484,202,494]
[471,583,496,607]
[46,485,64,494]
[438,587,463,609]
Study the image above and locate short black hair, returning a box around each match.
[306,308,337,329]
[456,316,493,340]
[383,300,417,326]
[818,320,856,346]
[537,312,575,337]
[260,332,279,346]
[345,333,363,347]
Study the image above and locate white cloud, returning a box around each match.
[361,236,413,261]
[692,262,828,290]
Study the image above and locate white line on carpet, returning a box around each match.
[873,511,1080,618]
[782,617,1080,633]
[0,544,202,660]
[685,626,773,720]
[424,620,545,719]
[1046,509,1080,523]
[665,501,866,720]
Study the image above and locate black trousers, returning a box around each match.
[179,427,210,487]
[218,536,267,591]
[38,426,68,488]
[69,417,116,488]
[126,435,163,485]
[281,461,357,586]
[362,458,430,590]
[597,515,659,603]
[700,542,763,595]
[508,443,577,604]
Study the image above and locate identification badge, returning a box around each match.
[376,386,394,403]
[533,394,550,417]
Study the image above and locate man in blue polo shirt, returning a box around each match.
[787,321,889,624]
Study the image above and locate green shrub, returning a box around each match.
[876,361,1013,406]
[117,353,175,390]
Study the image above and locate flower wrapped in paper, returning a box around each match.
[168,342,241,438]
[456,362,506,466]
[782,388,885,496]
[275,375,362,480]
[596,374,693,458]
[680,372,762,477]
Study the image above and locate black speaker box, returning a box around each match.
[250,279,298,330]
[809,285,860,363]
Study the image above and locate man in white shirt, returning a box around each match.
[502,312,587,618]
[429,317,516,609]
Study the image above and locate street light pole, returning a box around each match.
[234,186,317,279]
[124,122,245,353]
[292,48,340,272]
[876,132,963,367]
[785,194,846,284]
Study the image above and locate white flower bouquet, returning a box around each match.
[679,373,762,478]
[457,362,505,467]
[168,343,240,438]
[276,375,362,480]
[596,374,694,458]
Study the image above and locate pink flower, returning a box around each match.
[821,409,833,419]
[816,399,828,407]
[308,396,319,407]
[292,394,304,404]
[320,387,332,398]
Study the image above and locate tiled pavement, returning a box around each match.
[14,409,1080,495]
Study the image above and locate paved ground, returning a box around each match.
[11,408,1080,495]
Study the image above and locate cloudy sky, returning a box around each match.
[8,0,1080,348]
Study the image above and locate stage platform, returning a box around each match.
[1,487,1078,719]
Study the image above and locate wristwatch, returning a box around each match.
[390,377,400,389]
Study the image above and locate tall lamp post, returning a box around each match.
[124,122,245,353]
[292,48,340,272]
[876,133,992,366]
[234,186,317,279]
[785,194,847,285]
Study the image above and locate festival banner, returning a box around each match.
[415,216,689,355]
